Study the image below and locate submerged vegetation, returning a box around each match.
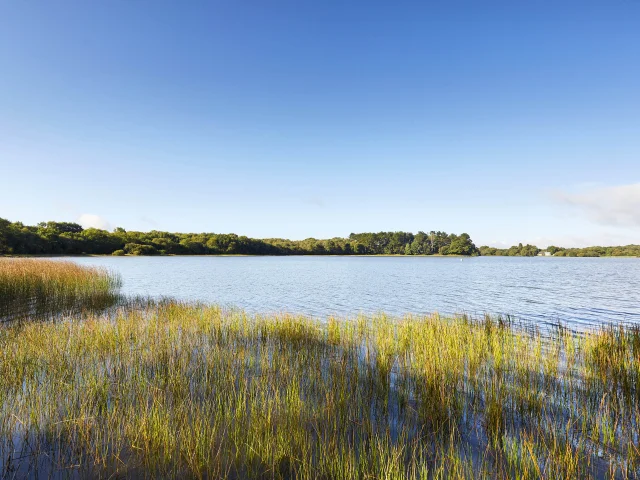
[0,258,121,321]
[1,299,639,477]
[1,259,639,478]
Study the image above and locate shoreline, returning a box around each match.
[3,253,638,259]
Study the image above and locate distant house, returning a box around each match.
[537,251,552,257]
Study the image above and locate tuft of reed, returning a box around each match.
[0,258,121,321]
[1,303,639,478]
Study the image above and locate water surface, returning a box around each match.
[56,256,640,329]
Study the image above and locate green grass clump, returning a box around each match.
[0,258,121,321]
[0,304,639,478]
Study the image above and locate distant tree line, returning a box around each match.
[479,243,640,257]
[348,231,478,255]
[3,218,636,257]
[546,245,640,257]
[479,243,540,257]
[0,218,479,256]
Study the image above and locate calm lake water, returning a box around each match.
[56,255,640,330]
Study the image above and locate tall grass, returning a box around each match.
[0,259,121,321]
[1,304,638,478]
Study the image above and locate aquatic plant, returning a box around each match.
[0,304,638,478]
[0,258,121,321]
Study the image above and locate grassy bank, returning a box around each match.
[1,303,639,478]
[0,258,121,321]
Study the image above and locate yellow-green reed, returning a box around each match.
[0,258,121,320]
[0,303,638,478]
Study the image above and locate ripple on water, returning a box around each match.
[47,256,640,331]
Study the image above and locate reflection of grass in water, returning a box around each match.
[0,304,639,478]
[0,259,122,321]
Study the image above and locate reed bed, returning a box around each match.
[1,303,638,479]
[0,259,121,321]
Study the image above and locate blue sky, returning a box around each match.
[1,1,639,247]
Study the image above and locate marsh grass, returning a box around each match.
[1,303,639,479]
[0,259,122,321]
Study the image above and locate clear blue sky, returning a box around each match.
[1,1,639,247]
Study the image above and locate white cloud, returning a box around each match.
[77,214,111,231]
[552,183,640,227]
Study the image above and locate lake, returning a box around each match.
[54,255,640,330]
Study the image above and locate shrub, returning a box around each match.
[124,243,158,256]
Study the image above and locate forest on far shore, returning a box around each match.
[0,218,478,256]
[1,218,638,257]
[478,243,640,257]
